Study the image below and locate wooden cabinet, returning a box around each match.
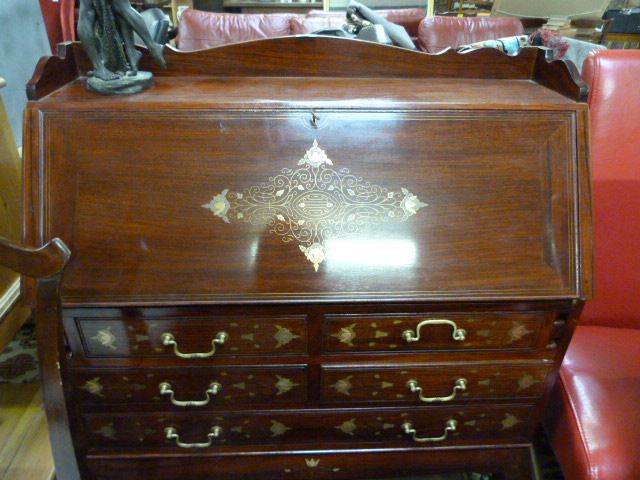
[24,37,592,480]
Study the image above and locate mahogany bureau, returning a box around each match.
[23,37,593,480]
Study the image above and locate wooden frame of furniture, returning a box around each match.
[23,37,592,480]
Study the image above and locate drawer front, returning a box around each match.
[321,364,551,404]
[86,446,531,480]
[72,366,307,406]
[323,312,549,352]
[77,316,308,357]
[83,405,533,448]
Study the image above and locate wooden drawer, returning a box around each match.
[323,312,550,353]
[320,364,551,404]
[72,366,307,406]
[76,316,308,357]
[85,447,534,480]
[83,404,533,448]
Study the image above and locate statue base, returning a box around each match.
[86,71,154,96]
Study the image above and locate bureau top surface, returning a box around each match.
[37,77,581,111]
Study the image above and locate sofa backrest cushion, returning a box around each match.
[289,15,345,35]
[176,9,297,50]
[417,15,523,53]
[303,8,425,39]
[579,49,640,329]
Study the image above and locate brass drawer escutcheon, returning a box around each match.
[406,378,467,403]
[402,420,457,443]
[403,320,467,343]
[159,382,222,407]
[165,426,222,448]
[161,332,228,358]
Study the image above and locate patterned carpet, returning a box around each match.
[0,323,39,384]
[0,325,564,479]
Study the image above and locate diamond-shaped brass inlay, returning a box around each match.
[203,140,427,271]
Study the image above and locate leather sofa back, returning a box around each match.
[177,8,426,50]
[579,49,640,330]
[176,9,297,50]
[417,16,523,53]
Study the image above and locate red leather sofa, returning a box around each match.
[175,8,426,51]
[542,49,640,480]
[417,15,524,53]
[175,9,299,50]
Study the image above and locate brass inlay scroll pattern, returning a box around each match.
[203,139,427,271]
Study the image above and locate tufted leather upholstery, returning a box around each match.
[542,49,640,480]
[417,16,523,53]
[176,9,297,50]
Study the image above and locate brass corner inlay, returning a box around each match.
[203,139,427,271]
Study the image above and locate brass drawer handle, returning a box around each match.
[402,319,466,342]
[402,420,457,443]
[161,332,228,358]
[165,426,222,448]
[159,382,222,407]
[406,378,467,403]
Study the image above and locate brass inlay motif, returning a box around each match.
[336,419,357,436]
[270,420,292,437]
[402,420,457,443]
[96,424,117,440]
[81,377,104,397]
[91,327,117,349]
[274,325,299,348]
[333,376,353,396]
[517,374,540,391]
[202,139,427,271]
[333,324,357,346]
[275,375,300,395]
[306,459,320,468]
[501,413,523,430]
[508,322,533,343]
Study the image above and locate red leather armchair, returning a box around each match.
[417,15,523,53]
[542,49,640,480]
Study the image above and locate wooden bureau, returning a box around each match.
[23,37,593,480]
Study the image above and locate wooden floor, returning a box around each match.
[0,383,55,480]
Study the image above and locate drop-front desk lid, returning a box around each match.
[24,37,593,305]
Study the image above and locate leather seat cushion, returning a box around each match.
[176,9,297,50]
[418,16,523,53]
[544,325,640,480]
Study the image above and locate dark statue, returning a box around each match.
[77,0,167,95]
